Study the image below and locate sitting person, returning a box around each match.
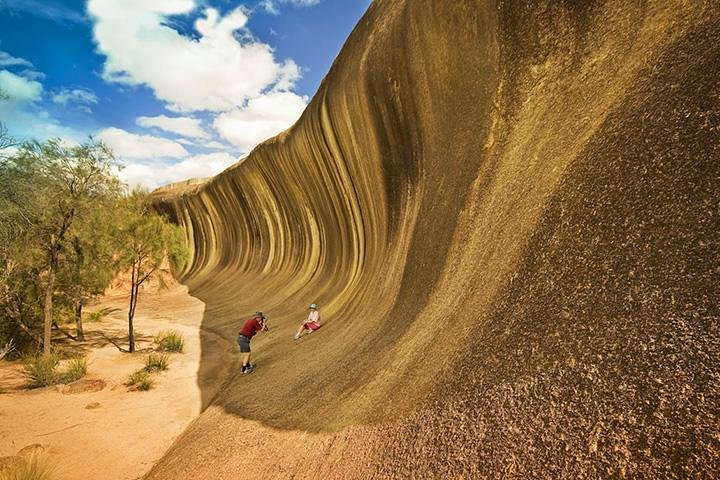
[293,303,321,340]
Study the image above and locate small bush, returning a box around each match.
[0,454,54,480]
[59,357,88,384]
[84,310,105,323]
[125,369,146,386]
[143,353,169,373]
[125,370,154,391]
[23,353,89,388]
[154,330,184,353]
[23,353,60,389]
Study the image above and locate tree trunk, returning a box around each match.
[128,298,135,353]
[75,300,84,341]
[73,237,85,341]
[128,284,139,353]
[128,261,137,353]
[43,265,55,355]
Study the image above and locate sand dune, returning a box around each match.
[149,0,720,477]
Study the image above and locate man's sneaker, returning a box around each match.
[242,364,254,374]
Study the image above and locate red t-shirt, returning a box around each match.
[239,318,263,339]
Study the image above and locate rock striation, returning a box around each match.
[150,0,720,477]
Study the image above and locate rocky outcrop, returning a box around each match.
[150,0,720,477]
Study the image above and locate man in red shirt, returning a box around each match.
[237,311,268,374]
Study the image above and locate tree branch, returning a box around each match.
[52,320,78,341]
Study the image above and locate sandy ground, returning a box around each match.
[0,285,235,480]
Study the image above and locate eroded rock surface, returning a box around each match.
[149,1,720,478]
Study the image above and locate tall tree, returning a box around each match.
[0,138,121,353]
[118,191,188,352]
[57,203,121,340]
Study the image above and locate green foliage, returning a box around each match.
[0,454,54,480]
[84,310,105,323]
[144,352,170,372]
[23,352,60,388]
[59,357,88,384]
[117,190,189,352]
[22,352,88,388]
[0,136,124,351]
[0,132,190,355]
[154,330,185,353]
[117,189,190,277]
[53,304,75,326]
[125,369,154,391]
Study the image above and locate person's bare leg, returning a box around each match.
[242,352,251,367]
[295,325,306,338]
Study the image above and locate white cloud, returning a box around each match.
[52,88,98,111]
[0,51,34,69]
[136,114,209,140]
[97,127,189,159]
[88,0,301,112]
[203,140,226,149]
[0,70,86,142]
[17,70,46,81]
[261,0,322,15]
[119,152,238,189]
[213,90,307,151]
[0,70,43,102]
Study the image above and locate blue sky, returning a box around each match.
[0,0,371,187]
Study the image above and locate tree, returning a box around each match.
[57,202,121,340]
[0,138,121,353]
[118,190,188,352]
[0,122,16,153]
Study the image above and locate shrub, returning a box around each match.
[59,357,88,384]
[23,353,60,389]
[154,330,184,353]
[0,454,54,480]
[54,305,75,326]
[143,353,169,373]
[84,310,105,323]
[125,370,154,391]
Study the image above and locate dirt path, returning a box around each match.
[0,285,236,480]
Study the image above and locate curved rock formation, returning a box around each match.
[149,0,719,477]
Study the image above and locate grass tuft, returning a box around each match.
[59,357,88,384]
[154,330,184,353]
[125,370,154,391]
[23,353,89,388]
[143,353,169,373]
[22,353,60,389]
[84,310,105,323]
[0,454,54,480]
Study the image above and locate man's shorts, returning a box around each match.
[237,335,251,353]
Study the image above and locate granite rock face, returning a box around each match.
[150,1,719,478]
